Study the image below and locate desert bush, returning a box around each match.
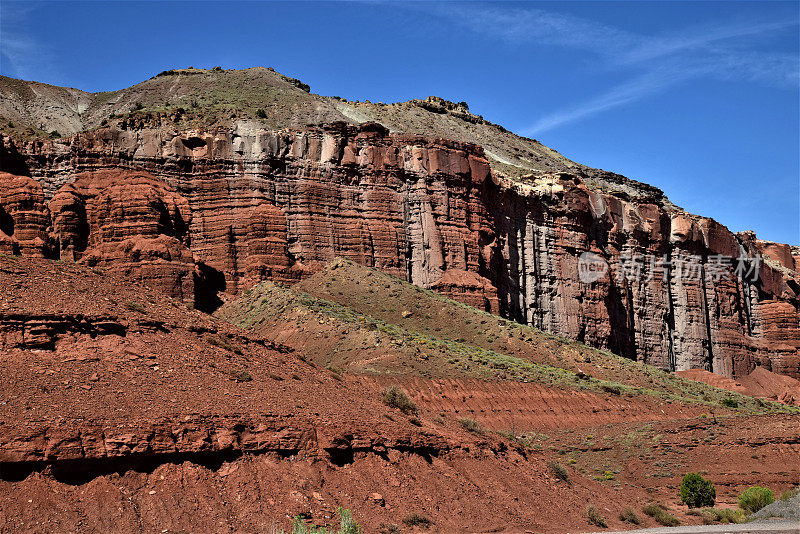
[256,108,267,118]
[601,384,621,395]
[721,398,739,408]
[586,506,607,528]
[289,517,326,534]
[618,507,641,524]
[738,486,775,514]
[642,503,663,517]
[457,417,484,434]
[336,508,360,534]
[643,503,680,526]
[124,301,146,313]
[381,386,417,414]
[691,508,745,524]
[681,472,716,508]
[227,369,253,382]
[402,513,433,527]
[547,460,569,483]
[279,508,360,534]
[780,487,799,501]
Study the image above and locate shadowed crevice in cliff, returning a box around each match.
[0,207,14,238]
[0,137,31,177]
[180,136,207,150]
[0,450,268,486]
[194,262,226,312]
[0,441,443,486]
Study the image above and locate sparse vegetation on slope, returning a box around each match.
[277,508,361,534]
[618,507,641,525]
[0,68,670,202]
[680,472,716,508]
[381,385,417,414]
[643,503,680,526]
[687,507,745,525]
[738,486,775,514]
[586,505,607,528]
[218,259,794,415]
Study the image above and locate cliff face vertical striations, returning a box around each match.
[1,123,797,378]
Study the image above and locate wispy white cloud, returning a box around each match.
[0,1,58,81]
[523,71,690,135]
[412,3,799,134]
[2,35,40,79]
[615,19,798,65]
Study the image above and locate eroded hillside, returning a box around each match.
[0,254,796,532]
[0,67,669,201]
[0,67,798,382]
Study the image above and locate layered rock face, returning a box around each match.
[0,172,53,257]
[50,169,198,300]
[487,175,800,379]
[1,125,798,378]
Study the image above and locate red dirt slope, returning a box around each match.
[678,368,800,406]
[1,255,798,533]
[0,255,711,533]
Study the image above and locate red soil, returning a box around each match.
[678,368,800,406]
[0,256,798,533]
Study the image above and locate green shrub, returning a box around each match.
[780,487,799,501]
[281,508,361,534]
[256,108,267,118]
[586,506,607,528]
[738,486,775,514]
[695,508,745,524]
[402,513,433,527]
[457,417,484,434]
[681,472,716,508]
[643,503,680,526]
[721,398,739,408]
[618,507,641,524]
[381,386,417,414]
[288,518,317,534]
[642,503,662,516]
[547,460,569,483]
[336,508,360,534]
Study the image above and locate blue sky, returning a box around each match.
[2,1,798,244]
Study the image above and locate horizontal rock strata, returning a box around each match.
[1,124,798,378]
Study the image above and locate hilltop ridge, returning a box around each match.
[0,66,668,204]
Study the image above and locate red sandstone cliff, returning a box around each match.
[0,123,798,379]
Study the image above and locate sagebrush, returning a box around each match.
[381,386,417,414]
[738,486,775,514]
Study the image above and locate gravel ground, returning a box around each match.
[751,489,800,521]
